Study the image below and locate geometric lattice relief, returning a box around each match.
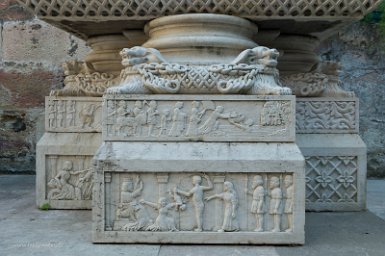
[20,0,381,20]
[305,156,358,203]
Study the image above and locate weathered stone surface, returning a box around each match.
[318,22,385,177]
[0,12,90,174]
[0,0,33,21]
[2,19,89,69]
[93,142,305,244]
[0,108,44,173]
[0,69,61,107]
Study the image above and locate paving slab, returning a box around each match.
[1,175,385,256]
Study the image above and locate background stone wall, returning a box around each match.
[317,22,385,178]
[0,1,89,173]
[0,2,384,177]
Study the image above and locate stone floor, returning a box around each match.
[0,175,384,256]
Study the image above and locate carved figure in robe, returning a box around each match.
[246,175,266,232]
[269,176,282,232]
[283,175,294,232]
[205,181,239,232]
[169,102,186,137]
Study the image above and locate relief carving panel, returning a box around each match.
[296,98,358,134]
[46,97,102,132]
[46,155,94,201]
[104,95,295,142]
[100,172,296,234]
[305,156,358,205]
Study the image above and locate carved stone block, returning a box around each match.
[36,133,102,209]
[296,98,358,134]
[297,134,367,211]
[93,142,305,244]
[103,95,295,142]
[45,97,102,132]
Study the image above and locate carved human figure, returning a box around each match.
[57,101,66,127]
[283,175,294,232]
[246,175,266,232]
[169,102,187,137]
[48,101,56,128]
[146,100,159,136]
[133,101,147,136]
[66,100,76,127]
[116,176,151,231]
[158,109,171,136]
[47,160,75,200]
[80,104,97,128]
[175,174,213,231]
[108,100,128,135]
[205,181,239,232]
[140,197,178,232]
[186,101,206,136]
[199,106,229,134]
[170,187,186,211]
[269,176,282,232]
[69,167,93,200]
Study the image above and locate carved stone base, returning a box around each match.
[93,142,305,244]
[36,96,103,209]
[298,134,367,211]
[36,133,102,209]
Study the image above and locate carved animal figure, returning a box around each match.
[219,46,292,95]
[107,47,169,94]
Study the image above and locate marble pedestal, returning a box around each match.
[92,95,305,244]
[36,97,102,209]
[296,98,367,211]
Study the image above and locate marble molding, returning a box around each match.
[93,142,305,244]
